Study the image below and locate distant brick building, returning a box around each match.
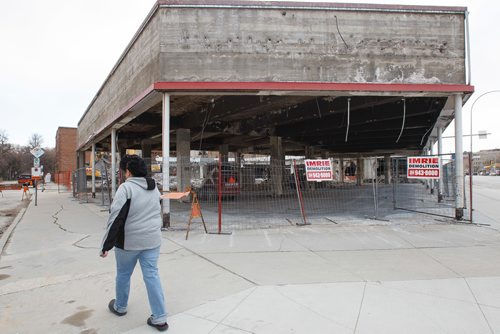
[55,127,77,173]
[464,149,500,174]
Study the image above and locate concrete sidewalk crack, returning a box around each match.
[464,278,495,334]
[275,286,354,331]
[0,271,112,297]
[283,231,366,281]
[72,235,95,249]
[353,282,367,334]
[159,248,186,256]
[185,313,255,334]
[207,287,258,334]
[419,248,463,277]
[365,279,489,305]
[165,236,258,286]
[389,230,419,249]
[52,205,78,234]
[312,250,365,281]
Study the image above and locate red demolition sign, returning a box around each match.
[407,156,440,179]
[304,159,333,182]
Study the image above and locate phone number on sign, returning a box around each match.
[408,169,439,177]
[307,171,332,179]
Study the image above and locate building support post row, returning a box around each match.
[176,128,191,193]
[141,140,152,175]
[384,155,391,184]
[429,139,435,194]
[437,127,444,202]
[76,151,86,197]
[270,136,284,196]
[162,93,170,228]
[339,157,344,183]
[91,143,96,198]
[219,144,229,163]
[356,157,363,186]
[111,127,117,199]
[454,94,464,220]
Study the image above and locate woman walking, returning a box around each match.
[100,154,168,331]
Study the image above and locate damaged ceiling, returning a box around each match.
[106,94,448,156]
[78,2,472,156]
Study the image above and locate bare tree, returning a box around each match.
[28,133,44,149]
[40,147,56,174]
[0,130,11,180]
[0,129,8,150]
[0,131,55,181]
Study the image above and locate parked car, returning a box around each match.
[17,174,34,187]
[194,163,240,200]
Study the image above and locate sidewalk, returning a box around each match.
[1,188,500,333]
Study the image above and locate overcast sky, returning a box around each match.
[1,0,498,153]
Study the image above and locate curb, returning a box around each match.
[0,204,29,258]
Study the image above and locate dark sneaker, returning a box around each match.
[147,316,169,331]
[108,299,127,316]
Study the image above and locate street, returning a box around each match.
[471,175,500,227]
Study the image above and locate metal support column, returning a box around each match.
[339,157,344,183]
[429,139,435,194]
[356,157,363,186]
[270,136,284,196]
[162,93,171,228]
[176,128,191,193]
[437,127,444,202]
[141,140,152,176]
[454,94,464,219]
[111,128,117,199]
[384,155,391,184]
[91,143,96,198]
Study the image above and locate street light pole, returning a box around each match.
[469,90,500,223]
[470,90,500,155]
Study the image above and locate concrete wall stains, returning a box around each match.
[158,8,465,83]
[77,3,467,150]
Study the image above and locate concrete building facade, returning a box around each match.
[77,1,474,220]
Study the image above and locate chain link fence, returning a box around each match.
[72,159,113,206]
[54,171,73,193]
[392,154,469,220]
[71,153,466,231]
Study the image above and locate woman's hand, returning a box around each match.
[100,250,108,258]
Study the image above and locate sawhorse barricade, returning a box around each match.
[0,184,22,198]
[161,188,208,240]
[21,184,31,201]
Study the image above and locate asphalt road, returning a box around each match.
[0,188,29,237]
[470,175,500,227]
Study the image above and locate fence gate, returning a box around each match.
[392,154,469,220]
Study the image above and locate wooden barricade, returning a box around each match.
[21,184,31,201]
[160,188,208,240]
[0,184,22,198]
[185,190,208,240]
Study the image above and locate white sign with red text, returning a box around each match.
[407,156,440,179]
[304,159,333,182]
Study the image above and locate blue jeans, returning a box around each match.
[114,246,167,324]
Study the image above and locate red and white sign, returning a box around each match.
[31,166,42,180]
[407,156,440,179]
[304,159,333,182]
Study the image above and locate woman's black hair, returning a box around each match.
[120,154,148,177]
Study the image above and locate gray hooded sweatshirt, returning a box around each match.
[101,177,162,252]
